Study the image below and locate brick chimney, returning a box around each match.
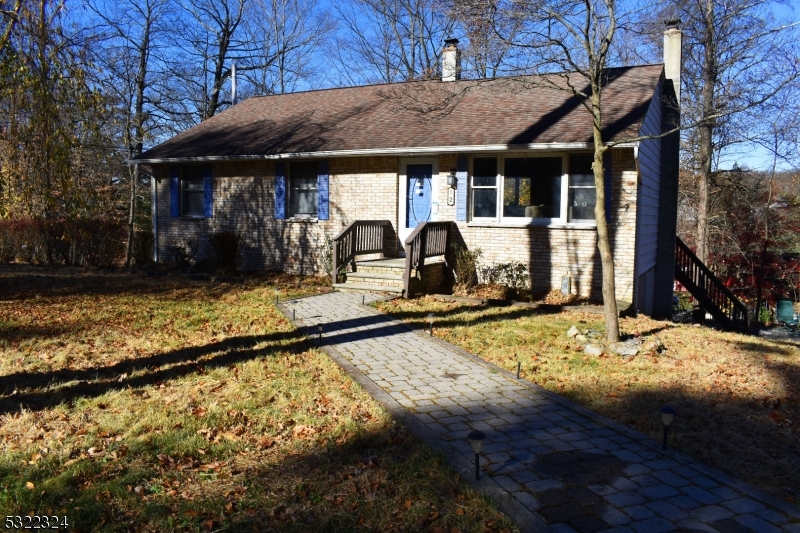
[663,20,682,102]
[442,38,461,82]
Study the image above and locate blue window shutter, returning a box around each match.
[456,155,468,221]
[275,161,286,220]
[169,166,180,218]
[604,151,613,223]
[202,164,213,218]
[317,159,329,220]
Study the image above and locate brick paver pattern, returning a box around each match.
[284,292,800,533]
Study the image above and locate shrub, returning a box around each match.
[0,220,21,262]
[78,219,125,268]
[451,243,482,289]
[169,239,198,270]
[498,261,529,293]
[132,230,155,267]
[320,235,334,277]
[208,230,244,271]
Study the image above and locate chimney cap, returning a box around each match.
[664,19,681,29]
[444,37,459,46]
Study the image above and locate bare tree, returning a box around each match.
[666,0,800,264]
[240,0,333,95]
[475,0,666,341]
[89,0,175,266]
[167,0,248,124]
[452,0,523,78]
[333,0,456,84]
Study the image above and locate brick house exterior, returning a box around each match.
[137,63,680,317]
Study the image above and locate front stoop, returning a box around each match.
[333,257,446,295]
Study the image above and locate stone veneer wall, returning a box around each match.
[152,157,399,274]
[152,149,638,302]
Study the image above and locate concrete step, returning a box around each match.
[347,271,404,283]
[333,283,404,295]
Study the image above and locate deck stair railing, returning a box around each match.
[404,221,451,298]
[674,236,750,333]
[332,220,392,284]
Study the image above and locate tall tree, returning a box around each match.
[89,0,174,266]
[333,0,456,84]
[482,0,661,341]
[0,0,119,220]
[168,0,247,124]
[668,0,800,264]
[240,0,333,95]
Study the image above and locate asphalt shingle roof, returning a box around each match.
[135,65,664,162]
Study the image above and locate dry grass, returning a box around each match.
[0,265,516,532]
[378,296,800,504]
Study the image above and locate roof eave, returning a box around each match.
[131,141,637,165]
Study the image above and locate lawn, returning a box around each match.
[0,265,516,533]
[377,296,800,504]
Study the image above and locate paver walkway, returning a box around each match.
[280,292,800,533]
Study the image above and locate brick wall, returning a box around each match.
[152,157,399,274]
[152,149,639,302]
[433,150,638,302]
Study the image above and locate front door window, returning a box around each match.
[406,164,433,229]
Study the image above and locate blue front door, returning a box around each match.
[406,164,433,229]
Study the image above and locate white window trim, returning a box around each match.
[467,152,598,227]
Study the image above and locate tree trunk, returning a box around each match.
[591,91,620,342]
[695,0,716,265]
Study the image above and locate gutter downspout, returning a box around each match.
[152,175,158,263]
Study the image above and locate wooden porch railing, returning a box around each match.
[404,221,451,298]
[332,220,392,284]
[674,236,751,333]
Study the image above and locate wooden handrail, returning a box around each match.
[403,221,451,298]
[674,236,751,333]
[332,220,392,284]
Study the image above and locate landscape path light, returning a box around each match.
[317,325,323,345]
[467,430,486,480]
[660,406,676,450]
[274,287,280,304]
[427,313,435,336]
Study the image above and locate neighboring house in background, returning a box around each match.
[134,30,682,318]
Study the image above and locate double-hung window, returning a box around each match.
[181,166,205,217]
[288,161,318,218]
[471,157,498,218]
[568,153,596,221]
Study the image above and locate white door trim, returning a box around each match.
[398,157,439,250]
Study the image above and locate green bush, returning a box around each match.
[480,261,529,294]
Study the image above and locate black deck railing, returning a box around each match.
[674,236,750,333]
[403,221,451,298]
[332,220,392,284]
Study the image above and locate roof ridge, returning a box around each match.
[244,63,666,101]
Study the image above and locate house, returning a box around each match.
[134,29,682,318]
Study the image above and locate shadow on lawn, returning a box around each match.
[0,329,308,413]
[0,415,512,532]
